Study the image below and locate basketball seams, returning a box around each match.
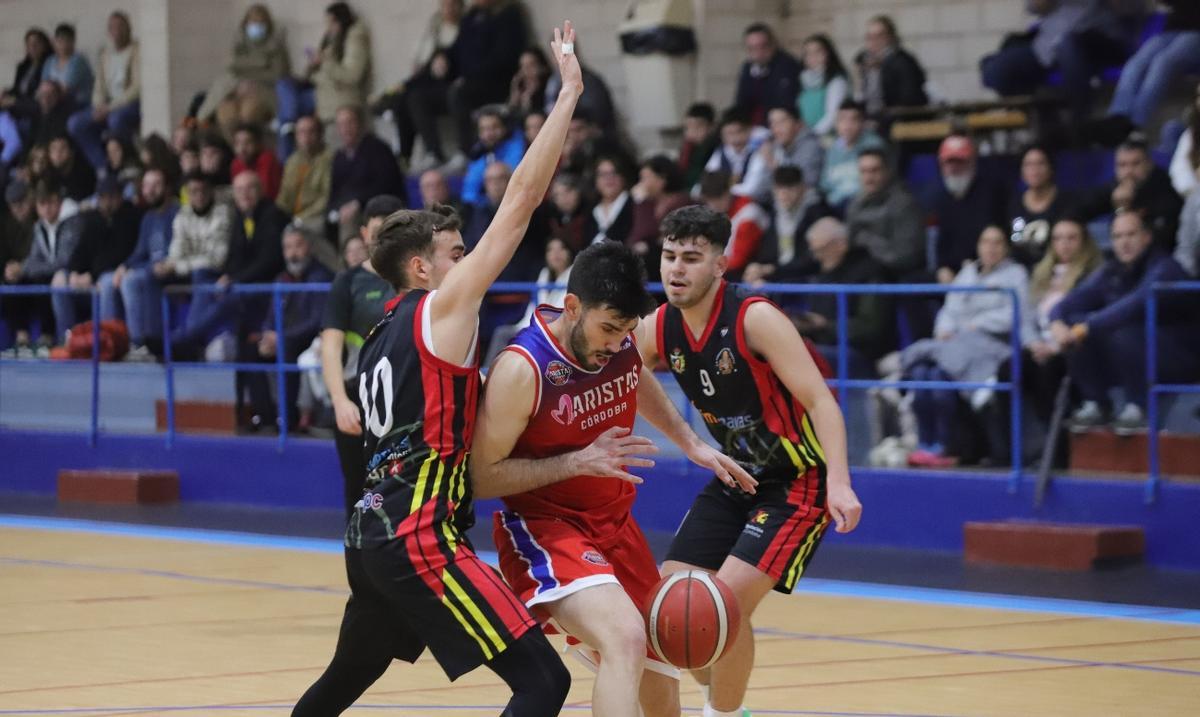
[691,571,729,668]
[647,571,688,664]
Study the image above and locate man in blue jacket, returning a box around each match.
[113,168,178,358]
[1051,211,1200,433]
[461,106,524,208]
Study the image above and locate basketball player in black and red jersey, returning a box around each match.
[638,205,863,717]
[472,241,756,717]
[292,22,582,717]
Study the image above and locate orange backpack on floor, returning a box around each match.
[63,320,132,361]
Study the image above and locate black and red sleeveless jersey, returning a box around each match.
[656,281,829,483]
[346,289,479,550]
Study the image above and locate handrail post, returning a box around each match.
[1008,288,1022,494]
[89,289,100,446]
[835,292,849,393]
[1145,285,1160,504]
[161,293,176,449]
[274,284,287,452]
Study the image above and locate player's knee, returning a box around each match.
[597,612,649,663]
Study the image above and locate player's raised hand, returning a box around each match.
[551,21,583,95]
[685,441,758,495]
[571,426,658,485]
[826,480,862,533]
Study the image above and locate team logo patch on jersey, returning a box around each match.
[715,347,737,375]
[669,349,686,374]
[545,360,572,386]
[551,393,576,426]
[581,550,609,566]
[751,509,770,525]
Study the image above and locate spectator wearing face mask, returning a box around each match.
[933,135,1009,283]
[195,4,289,141]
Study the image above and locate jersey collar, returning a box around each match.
[682,279,727,353]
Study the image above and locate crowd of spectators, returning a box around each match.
[0,1,1197,453]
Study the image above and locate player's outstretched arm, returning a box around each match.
[471,351,659,499]
[431,21,583,328]
[743,301,862,533]
[635,365,758,494]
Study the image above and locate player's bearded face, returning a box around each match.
[661,239,722,309]
[568,307,636,371]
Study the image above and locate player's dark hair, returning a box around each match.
[660,204,732,250]
[566,241,654,319]
[371,205,462,291]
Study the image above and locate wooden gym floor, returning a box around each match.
[1,519,1198,716]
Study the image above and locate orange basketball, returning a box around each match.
[643,570,741,669]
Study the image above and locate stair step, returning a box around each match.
[155,400,236,434]
[1069,430,1200,477]
[58,469,180,505]
[964,521,1144,570]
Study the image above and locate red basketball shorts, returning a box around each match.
[492,509,675,672]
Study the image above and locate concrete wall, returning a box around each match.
[1,0,1029,141]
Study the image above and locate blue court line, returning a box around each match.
[756,625,1200,679]
[4,513,1200,626]
[0,707,963,717]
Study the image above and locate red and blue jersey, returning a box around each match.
[499,306,644,529]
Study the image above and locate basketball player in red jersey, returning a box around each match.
[639,205,863,717]
[292,23,583,717]
[472,241,757,717]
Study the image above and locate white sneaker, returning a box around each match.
[1112,403,1147,435]
[204,332,236,363]
[123,345,156,363]
[1068,400,1106,431]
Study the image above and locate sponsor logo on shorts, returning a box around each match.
[715,347,736,375]
[742,509,770,538]
[581,550,609,566]
[545,360,572,386]
[669,349,686,374]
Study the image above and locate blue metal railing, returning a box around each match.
[1145,281,1200,504]
[0,285,102,446]
[1,281,1023,478]
[159,282,331,452]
